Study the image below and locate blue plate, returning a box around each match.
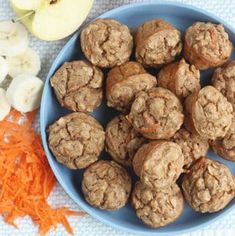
[40,2,235,235]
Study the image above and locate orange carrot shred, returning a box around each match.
[0,109,85,235]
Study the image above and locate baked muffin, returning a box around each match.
[131,181,184,228]
[105,115,146,166]
[48,112,105,169]
[127,87,184,139]
[172,128,209,168]
[80,18,133,68]
[210,117,235,161]
[82,160,131,210]
[184,86,233,140]
[184,22,233,70]
[50,60,103,112]
[106,61,157,112]
[132,141,184,189]
[212,60,235,110]
[135,19,182,68]
[182,157,235,213]
[158,59,201,100]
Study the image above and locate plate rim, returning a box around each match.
[40,1,235,235]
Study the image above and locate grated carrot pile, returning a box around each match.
[0,109,85,235]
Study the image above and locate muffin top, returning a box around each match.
[133,141,184,189]
[80,18,133,68]
[50,60,103,112]
[105,115,146,166]
[158,59,201,100]
[48,112,105,169]
[182,157,235,213]
[127,87,184,139]
[184,22,232,69]
[82,160,131,210]
[131,181,184,228]
[135,19,182,67]
[106,61,156,112]
[184,86,233,140]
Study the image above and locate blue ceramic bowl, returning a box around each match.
[40,2,235,235]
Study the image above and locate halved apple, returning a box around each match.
[10,0,93,41]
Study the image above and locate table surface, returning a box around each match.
[1,0,235,235]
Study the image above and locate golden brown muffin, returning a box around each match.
[135,19,182,67]
[182,157,235,213]
[212,60,235,110]
[131,181,184,228]
[171,128,209,168]
[158,59,201,100]
[132,141,184,189]
[48,112,105,169]
[105,115,146,166]
[82,160,131,210]
[80,18,133,68]
[184,86,233,140]
[106,61,157,112]
[184,22,232,70]
[210,117,235,161]
[50,60,104,112]
[127,87,184,139]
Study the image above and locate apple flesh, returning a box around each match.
[11,0,93,41]
[11,0,41,10]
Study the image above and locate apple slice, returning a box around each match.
[11,0,41,10]
[11,0,93,41]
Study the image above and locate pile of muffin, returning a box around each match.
[47,18,235,228]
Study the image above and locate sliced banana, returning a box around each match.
[0,56,9,83]
[6,74,43,113]
[11,0,41,10]
[0,21,28,57]
[0,88,11,121]
[6,48,41,77]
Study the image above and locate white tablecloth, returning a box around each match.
[1,0,235,235]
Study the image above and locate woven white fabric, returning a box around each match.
[0,0,235,235]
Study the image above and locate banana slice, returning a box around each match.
[6,74,43,113]
[0,56,9,83]
[0,21,28,57]
[0,88,11,121]
[11,0,41,10]
[6,48,41,77]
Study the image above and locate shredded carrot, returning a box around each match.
[0,109,86,235]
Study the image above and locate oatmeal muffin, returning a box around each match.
[105,115,146,166]
[172,128,209,168]
[184,22,233,70]
[80,18,133,68]
[212,60,235,110]
[127,87,184,139]
[50,60,103,112]
[82,160,131,210]
[184,86,233,140]
[132,141,184,189]
[135,19,182,67]
[158,59,201,100]
[48,112,105,169]
[182,157,235,213]
[210,117,235,161]
[131,181,184,228]
[106,61,157,112]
